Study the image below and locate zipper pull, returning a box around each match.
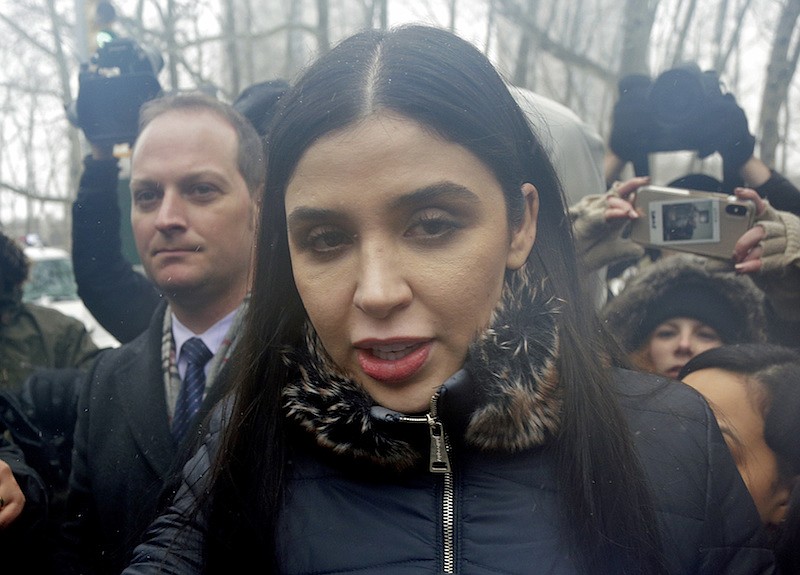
[427,413,451,473]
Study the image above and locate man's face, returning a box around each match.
[129,109,256,312]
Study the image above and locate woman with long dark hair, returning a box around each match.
[123,25,773,574]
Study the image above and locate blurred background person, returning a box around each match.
[71,79,288,344]
[1,230,99,392]
[604,63,800,216]
[0,409,48,570]
[571,177,800,347]
[602,253,768,379]
[509,85,606,206]
[678,343,800,574]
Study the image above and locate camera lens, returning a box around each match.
[649,67,706,127]
[726,204,746,216]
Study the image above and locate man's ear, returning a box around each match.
[506,183,538,270]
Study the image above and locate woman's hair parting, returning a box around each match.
[208,25,666,574]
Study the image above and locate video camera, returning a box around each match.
[646,63,725,153]
[614,64,728,155]
[70,37,163,146]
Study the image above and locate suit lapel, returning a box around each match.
[116,304,176,478]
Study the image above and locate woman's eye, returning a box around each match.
[697,330,721,342]
[653,327,677,339]
[306,228,351,252]
[406,212,459,239]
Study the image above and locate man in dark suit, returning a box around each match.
[56,92,264,575]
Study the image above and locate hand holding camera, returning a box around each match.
[608,63,757,192]
[608,74,654,164]
[68,37,163,147]
[705,93,756,174]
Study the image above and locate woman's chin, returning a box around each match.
[362,379,439,414]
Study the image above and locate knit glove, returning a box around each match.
[570,193,644,272]
[751,203,800,319]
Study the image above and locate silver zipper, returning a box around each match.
[430,392,455,573]
[384,392,456,572]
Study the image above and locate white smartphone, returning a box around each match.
[628,185,756,259]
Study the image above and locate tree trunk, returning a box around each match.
[316,0,330,54]
[714,0,754,73]
[619,0,659,77]
[286,0,304,78]
[759,0,800,166]
[512,0,540,87]
[670,0,698,66]
[48,0,83,200]
[164,0,180,92]
[222,0,241,96]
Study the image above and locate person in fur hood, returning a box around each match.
[602,253,769,379]
[123,26,776,575]
[571,176,800,346]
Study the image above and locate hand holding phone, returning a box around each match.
[628,185,755,260]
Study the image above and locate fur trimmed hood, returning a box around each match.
[602,254,768,352]
[281,262,562,471]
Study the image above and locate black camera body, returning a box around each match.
[73,38,163,146]
[646,63,724,153]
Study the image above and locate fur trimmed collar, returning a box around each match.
[281,262,562,471]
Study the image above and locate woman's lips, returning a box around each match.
[356,340,431,383]
[666,365,683,379]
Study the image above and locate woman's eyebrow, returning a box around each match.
[286,181,483,226]
[286,206,341,227]
[388,182,482,212]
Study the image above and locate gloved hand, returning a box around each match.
[18,368,86,435]
[570,190,645,272]
[752,205,800,320]
[608,74,654,163]
[705,93,756,173]
[730,189,800,320]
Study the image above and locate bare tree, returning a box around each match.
[713,0,754,72]
[222,0,241,95]
[316,0,330,53]
[759,0,800,166]
[619,0,659,76]
[511,0,540,86]
[670,0,698,66]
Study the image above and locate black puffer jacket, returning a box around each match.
[124,263,774,574]
[123,367,773,574]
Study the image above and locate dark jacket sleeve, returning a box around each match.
[51,354,105,575]
[756,169,800,217]
[616,369,777,574]
[698,396,777,573]
[72,155,161,344]
[0,424,49,541]
[121,421,219,574]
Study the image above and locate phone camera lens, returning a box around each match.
[726,204,746,216]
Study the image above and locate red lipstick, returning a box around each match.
[356,340,431,383]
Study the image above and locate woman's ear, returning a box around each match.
[506,183,539,270]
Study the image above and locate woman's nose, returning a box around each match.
[353,245,412,319]
[676,332,694,354]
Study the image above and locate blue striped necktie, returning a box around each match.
[172,337,213,443]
